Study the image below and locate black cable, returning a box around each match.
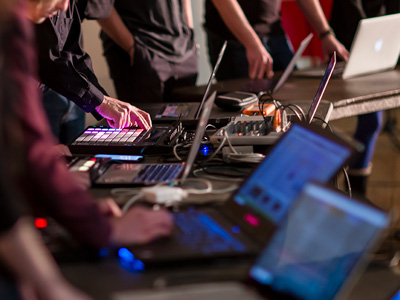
[312,117,333,131]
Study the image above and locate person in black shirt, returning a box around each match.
[204,0,349,81]
[98,0,198,103]
[34,0,152,144]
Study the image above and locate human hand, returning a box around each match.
[54,144,72,157]
[69,171,91,190]
[246,43,274,79]
[97,198,122,217]
[110,206,173,245]
[95,96,152,130]
[320,34,349,62]
[19,278,93,300]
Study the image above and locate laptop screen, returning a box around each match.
[249,182,388,300]
[233,124,352,224]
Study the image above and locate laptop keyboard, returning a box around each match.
[134,164,184,183]
[71,127,144,146]
[173,211,246,254]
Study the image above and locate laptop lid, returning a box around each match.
[222,122,361,245]
[194,41,227,119]
[343,13,400,79]
[249,182,388,300]
[272,33,313,94]
[181,91,217,180]
[242,33,313,94]
[307,52,336,123]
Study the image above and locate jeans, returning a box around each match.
[207,33,294,81]
[42,86,85,144]
[351,111,383,170]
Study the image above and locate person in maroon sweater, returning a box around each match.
[5,0,173,250]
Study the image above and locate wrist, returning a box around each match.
[318,28,335,40]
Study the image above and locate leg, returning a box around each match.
[163,50,198,102]
[263,35,294,71]
[41,86,70,142]
[207,33,248,81]
[349,111,383,196]
[59,102,85,144]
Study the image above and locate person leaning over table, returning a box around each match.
[98,0,198,103]
[33,0,152,145]
[3,0,173,256]
[204,0,349,81]
[0,2,92,299]
[330,0,400,197]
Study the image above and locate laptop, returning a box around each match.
[210,52,336,146]
[124,122,359,264]
[113,182,389,300]
[92,92,217,186]
[138,41,228,125]
[297,13,400,79]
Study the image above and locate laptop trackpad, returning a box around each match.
[96,164,142,184]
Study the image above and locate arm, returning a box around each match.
[0,219,92,300]
[182,0,193,28]
[210,0,274,79]
[35,8,151,129]
[295,0,349,61]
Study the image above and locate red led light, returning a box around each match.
[244,213,259,227]
[35,218,48,228]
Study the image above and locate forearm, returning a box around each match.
[182,0,193,28]
[211,0,262,49]
[295,0,331,34]
[0,219,64,287]
[97,8,134,53]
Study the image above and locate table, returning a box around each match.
[171,68,400,121]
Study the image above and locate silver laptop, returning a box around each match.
[297,13,400,79]
[112,182,389,300]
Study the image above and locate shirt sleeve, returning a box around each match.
[34,0,108,113]
[78,0,114,20]
[7,9,112,248]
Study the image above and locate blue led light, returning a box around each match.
[199,144,211,156]
[118,248,134,261]
[118,248,145,272]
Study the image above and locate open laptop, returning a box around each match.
[297,13,400,79]
[210,52,336,146]
[92,92,216,186]
[113,182,388,300]
[124,122,359,264]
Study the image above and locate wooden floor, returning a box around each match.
[330,108,400,230]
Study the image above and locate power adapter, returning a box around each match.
[141,186,188,205]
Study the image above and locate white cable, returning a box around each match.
[170,177,213,194]
[223,130,238,154]
[205,135,227,162]
[122,192,144,213]
[173,143,183,161]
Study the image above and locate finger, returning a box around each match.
[137,109,152,128]
[265,58,274,78]
[132,111,151,130]
[248,60,257,79]
[256,61,266,79]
